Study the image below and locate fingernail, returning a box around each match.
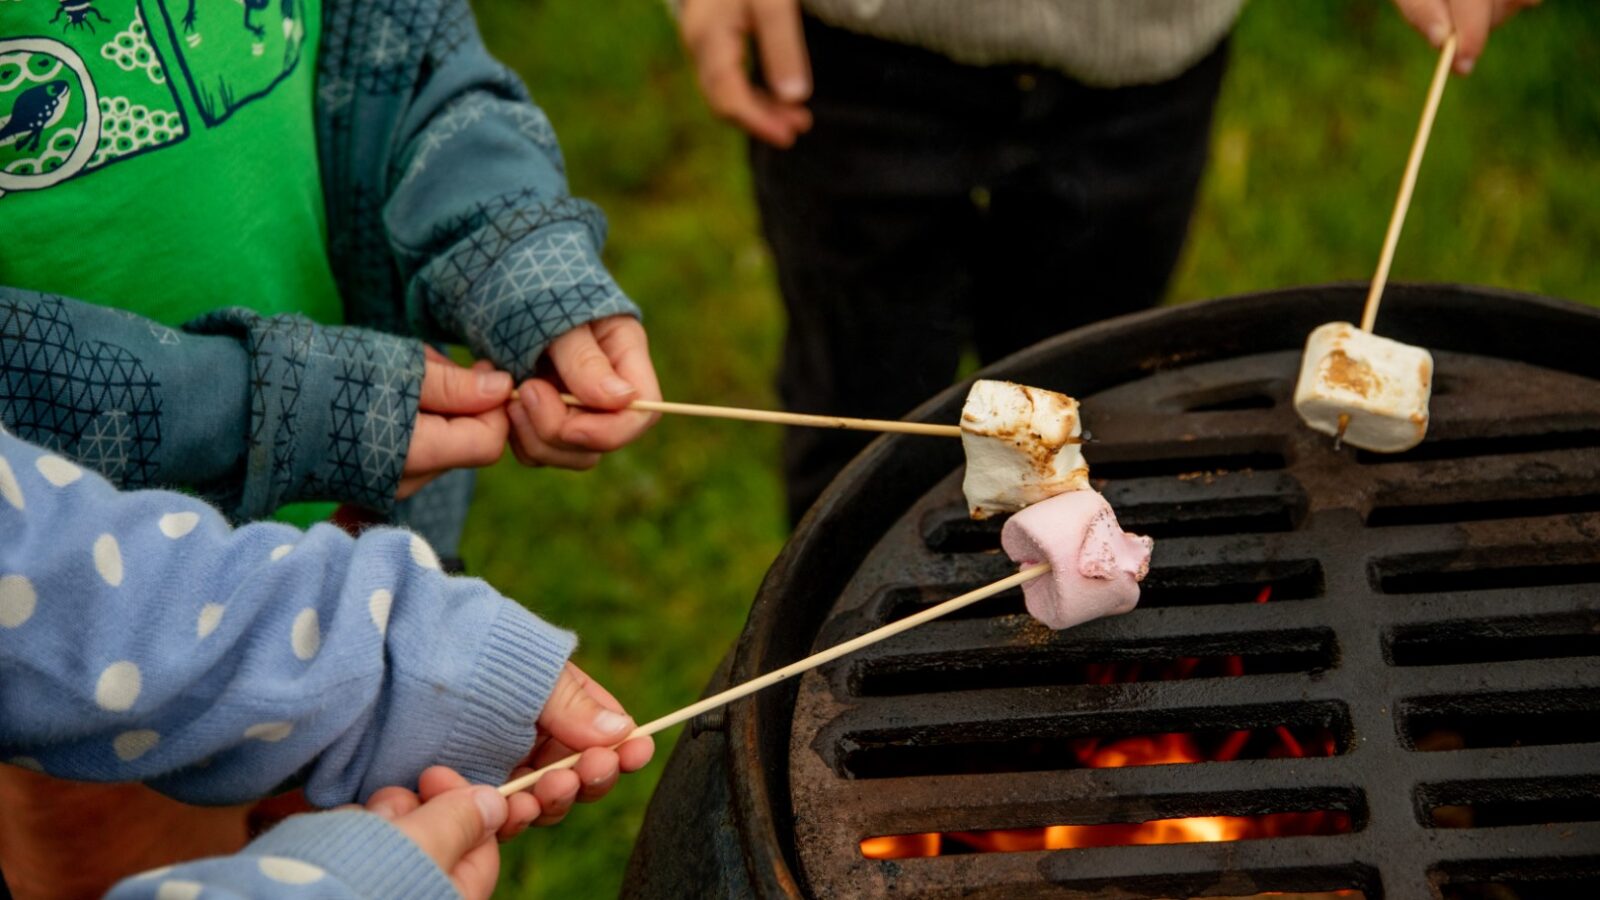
[369,801,398,821]
[569,430,591,445]
[473,787,508,831]
[479,370,512,398]
[1427,22,1449,46]
[521,385,540,409]
[594,709,631,736]
[600,376,635,398]
[1456,57,1474,75]
[776,77,809,101]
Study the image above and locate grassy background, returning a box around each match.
[461,1,1599,897]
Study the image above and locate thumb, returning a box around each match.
[545,325,637,410]
[419,357,513,415]
[392,787,507,873]
[537,663,635,750]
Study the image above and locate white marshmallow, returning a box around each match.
[1293,322,1433,453]
[960,379,1090,520]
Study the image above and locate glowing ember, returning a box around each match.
[861,584,1352,861]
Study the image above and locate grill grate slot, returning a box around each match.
[1089,450,1287,481]
[1367,493,1600,527]
[1400,689,1600,751]
[1355,428,1600,465]
[1418,776,1600,829]
[852,630,1337,697]
[1432,857,1600,899]
[1372,550,1600,595]
[1386,614,1600,667]
[1141,560,1322,608]
[839,703,1349,780]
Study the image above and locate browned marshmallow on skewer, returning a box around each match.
[1001,490,1153,630]
[1294,322,1433,453]
[960,380,1090,520]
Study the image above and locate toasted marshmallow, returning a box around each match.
[1293,322,1433,453]
[960,380,1090,520]
[1001,490,1153,630]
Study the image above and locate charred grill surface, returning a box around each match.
[771,298,1600,898]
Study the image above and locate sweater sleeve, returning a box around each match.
[0,288,423,520]
[380,0,640,381]
[105,811,459,900]
[0,429,574,806]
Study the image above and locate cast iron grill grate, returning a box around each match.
[785,345,1600,899]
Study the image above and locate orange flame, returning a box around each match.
[861,584,1354,862]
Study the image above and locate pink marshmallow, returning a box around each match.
[1000,489,1154,630]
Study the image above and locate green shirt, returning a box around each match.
[2,0,342,525]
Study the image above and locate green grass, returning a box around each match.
[463,2,1598,897]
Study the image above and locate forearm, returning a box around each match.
[0,430,574,806]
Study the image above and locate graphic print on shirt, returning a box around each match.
[151,0,306,126]
[0,0,304,199]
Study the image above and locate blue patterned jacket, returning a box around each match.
[0,0,638,546]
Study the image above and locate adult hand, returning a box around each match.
[680,0,814,147]
[507,316,662,470]
[501,662,655,828]
[1391,0,1539,74]
[398,348,512,499]
[362,770,508,900]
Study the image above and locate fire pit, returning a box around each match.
[624,284,1600,899]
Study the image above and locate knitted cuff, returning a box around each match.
[246,810,458,900]
[434,601,578,786]
[187,310,424,519]
[414,211,641,381]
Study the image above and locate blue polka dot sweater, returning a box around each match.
[0,429,576,897]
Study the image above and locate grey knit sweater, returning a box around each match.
[728,0,1246,86]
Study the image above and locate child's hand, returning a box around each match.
[680,0,814,147]
[507,316,663,470]
[399,348,513,498]
[1391,0,1539,74]
[362,769,509,900]
[504,662,655,827]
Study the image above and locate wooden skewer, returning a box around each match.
[1359,33,1457,334]
[497,563,1051,797]
[536,393,1089,444]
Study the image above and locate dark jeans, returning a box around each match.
[752,18,1230,523]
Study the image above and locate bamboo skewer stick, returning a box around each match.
[1358,33,1457,335]
[538,393,1089,443]
[1338,34,1457,448]
[498,563,1051,797]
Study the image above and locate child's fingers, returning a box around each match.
[572,747,620,803]
[418,765,472,802]
[451,833,503,900]
[617,735,656,774]
[499,780,541,841]
[1393,0,1453,45]
[530,769,581,827]
[751,0,811,103]
[365,786,422,821]
[506,391,602,470]
[405,409,509,476]
[1448,0,1492,71]
[419,355,513,416]
[545,324,636,410]
[391,787,508,875]
[536,663,636,752]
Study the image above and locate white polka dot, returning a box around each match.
[197,603,224,638]
[0,575,36,628]
[34,455,82,487]
[132,865,173,881]
[368,588,393,635]
[257,856,325,884]
[113,729,158,761]
[244,721,294,742]
[6,756,43,773]
[155,879,202,900]
[158,512,200,539]
[270,543,294,561]
[95,661,141,712]
[290,608,320,660]
[410,534,440,571]
[0,455,22,510]
[94,534,123,587]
